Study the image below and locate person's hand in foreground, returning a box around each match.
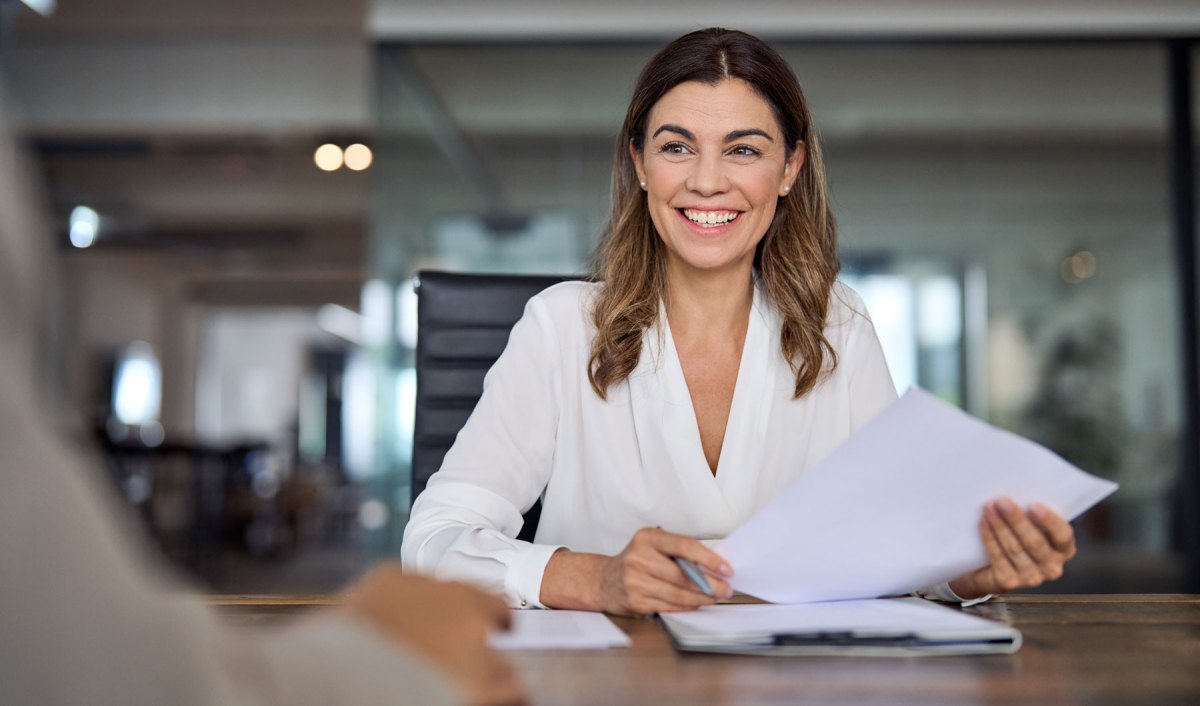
[542,527,734,616]
[949,497,1077,600]
[342,563,527,706]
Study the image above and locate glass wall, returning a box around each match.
[810,44,1178,591]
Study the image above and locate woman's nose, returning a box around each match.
[685,153,730,196]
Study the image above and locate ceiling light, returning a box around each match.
[1061,251,1097,283]
[344,143,373,171]
[69,206,99,248]
[1074,250,1097,278]
[314,143,344,171]
[19,0,57,17]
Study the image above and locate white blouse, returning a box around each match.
[401,279,927,608]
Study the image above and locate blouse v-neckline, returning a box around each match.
[638,282,775,497]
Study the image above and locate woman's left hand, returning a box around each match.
[948,497,1077,600]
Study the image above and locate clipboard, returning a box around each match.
[658,597,1021,656]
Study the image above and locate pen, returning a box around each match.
[673,556,716,597]
[772,632,922,647]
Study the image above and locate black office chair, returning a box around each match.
[411,270,577,542]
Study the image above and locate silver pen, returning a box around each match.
[673,556,715,597]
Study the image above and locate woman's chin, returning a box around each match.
[665,248,756,277]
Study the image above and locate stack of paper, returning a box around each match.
[660,597,1021,656]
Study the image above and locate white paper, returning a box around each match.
[488,610,631,650]
[662,597,1015,641]
[716,388,1118,604]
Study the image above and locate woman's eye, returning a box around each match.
[729,145,761,157]
[660,142,692,155]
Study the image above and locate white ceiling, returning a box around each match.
[370,0,1200,40]
[15,0,366,37]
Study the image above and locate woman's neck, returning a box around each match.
[663,262,755,342]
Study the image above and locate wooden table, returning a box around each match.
[212,594,1200,705]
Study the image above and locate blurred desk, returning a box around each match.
[212,594,1200,705]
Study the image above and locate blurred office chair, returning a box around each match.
[412,271,575,542]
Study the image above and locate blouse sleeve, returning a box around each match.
[402,294,565,609]
[840,290,899,430]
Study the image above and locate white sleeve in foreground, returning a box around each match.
[0,369,458,706]
[258,614,459,705]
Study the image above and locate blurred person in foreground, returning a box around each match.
[0,85,524,706]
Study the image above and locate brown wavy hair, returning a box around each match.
[588,28,840,400]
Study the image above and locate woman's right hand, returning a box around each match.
[595,527,734,616]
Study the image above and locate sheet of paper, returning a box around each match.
[488,610,631,650]
[716,388,1118,604]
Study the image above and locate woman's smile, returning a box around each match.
[676,208,744,235]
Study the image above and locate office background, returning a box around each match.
[1,0,1198,594]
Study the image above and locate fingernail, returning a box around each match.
[1029,503,1047,519]
[998,498,1018,514]
[719,563,734,577]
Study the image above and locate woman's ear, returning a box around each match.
[782,141,807,195]
[629,139,646,186]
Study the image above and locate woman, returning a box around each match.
[402,28,1076,616]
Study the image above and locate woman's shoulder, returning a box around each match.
[825,280,874,332]
[829,280,867,312]
[529,279,599,313]
[530,278,598,303]
[526,279,600,337]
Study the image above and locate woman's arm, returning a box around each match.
[402,293,566,608]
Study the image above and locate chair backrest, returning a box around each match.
[412,270,576,542]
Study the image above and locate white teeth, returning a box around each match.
[683,209,739,227]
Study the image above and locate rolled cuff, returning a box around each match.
[915,581,993,608]
[503,542,565,609]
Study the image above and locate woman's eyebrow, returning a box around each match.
[651,124,695,140]
[650,125,774,143]
[725,128,773,142]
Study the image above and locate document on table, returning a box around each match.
[489,610,631,650]
[717,388,1118,604]
[660,597,1021,656]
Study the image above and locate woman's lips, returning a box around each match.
[675,208,742,235]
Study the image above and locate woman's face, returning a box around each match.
[632,78,805,280]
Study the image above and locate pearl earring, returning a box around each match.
[782,185,790,195]
[640,181,647,190]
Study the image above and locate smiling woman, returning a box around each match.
[590,30,838,406]
[402,28,1079,618]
